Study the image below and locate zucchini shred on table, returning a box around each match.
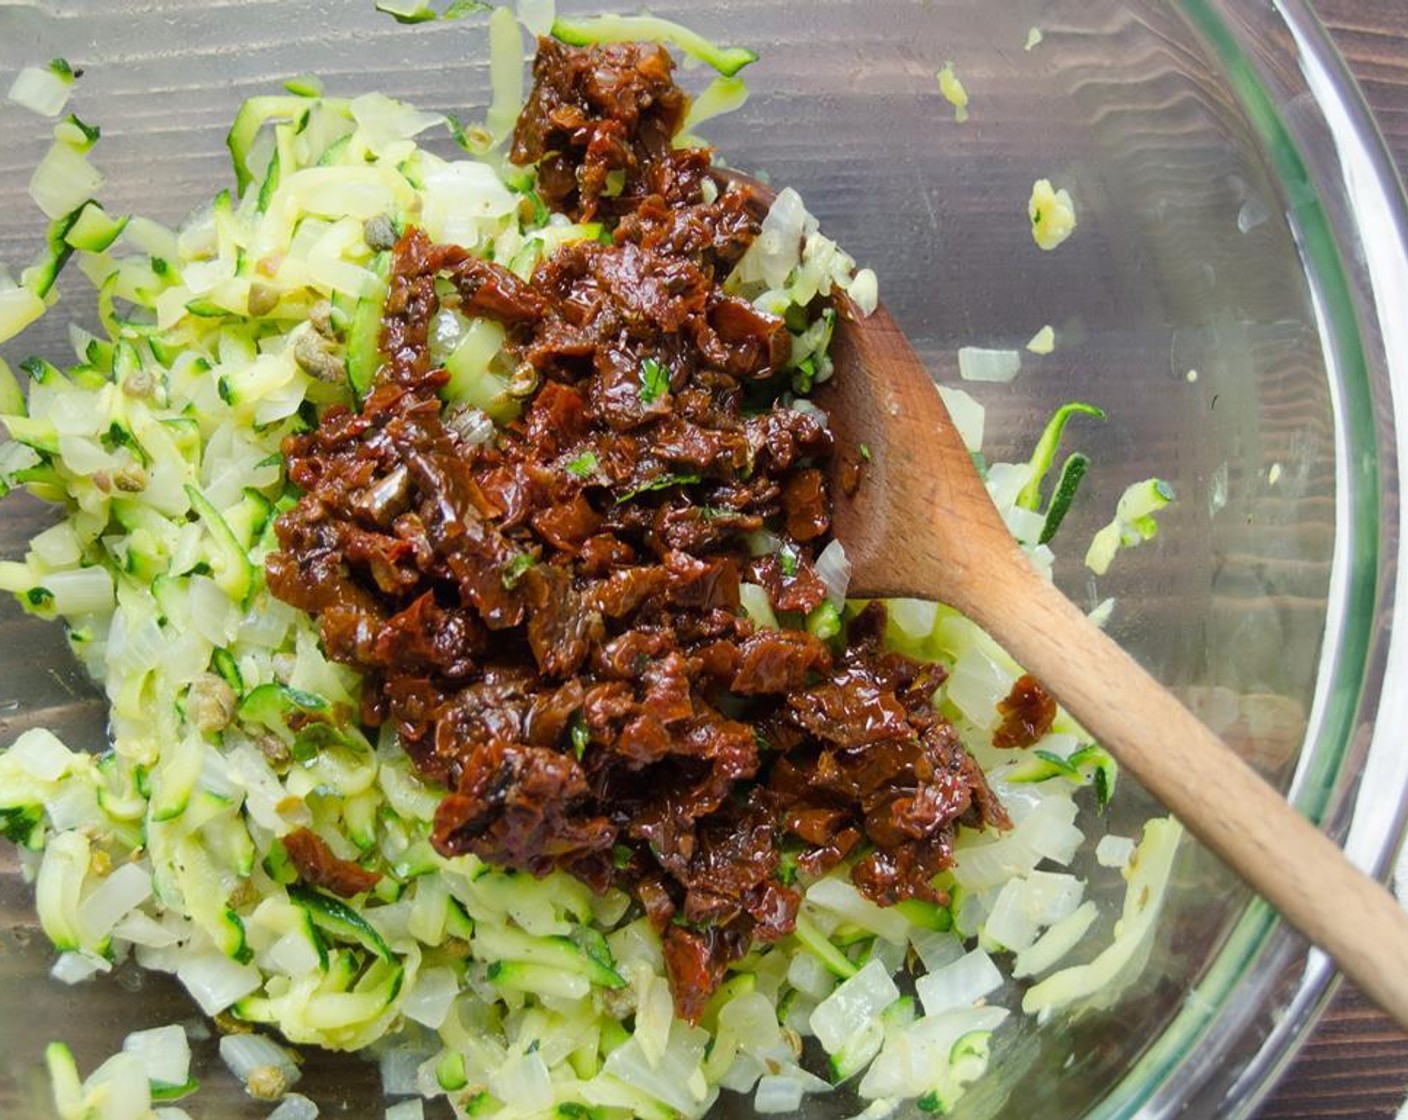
[0,12,1179,1120]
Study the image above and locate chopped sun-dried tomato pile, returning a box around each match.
[266,36,1009,1022]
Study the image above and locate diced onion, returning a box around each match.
[806,877,909,945]
[848,267,879,316]
[267,1094,320,1120]
[9,727,75,781]
[914,949,1003,1015]
[755,1074,805,1113]
[937,385,985,453]
[981,880,1040,953]
[379,1045,426,1096]
[813,539,851,610]
[957,347,1022,384]
[52,949,110,984]
[1096,834,1136,868]
[78,862,152,941]
[84,1051,152,1120]
[810,960,901,1054]
[176,952,261,1015]
[488,1051,553,1114]
[8,65,73,118]
[1026,325,1056,354]
[517,0,556,36]
[219,1032,301,1099]
[122,1024,192,1089]
[403,966,459,1029]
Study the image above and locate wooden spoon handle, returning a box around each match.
[970,555,1408,1030]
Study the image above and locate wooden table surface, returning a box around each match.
[1259,6,1408,1117]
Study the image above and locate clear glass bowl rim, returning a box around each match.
[1096,1,1408,1116]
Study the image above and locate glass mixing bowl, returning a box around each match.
[1,1,1406,1117]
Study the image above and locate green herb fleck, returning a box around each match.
[565,450,599,479]
[778,543,800,578]
[501,552,535,590]
[791,356,818,395]
[48,58,75,80]
[638,356,669,405]
[611,844,634,870]
[859,443,872,462]
[569,711,590,759]
[616,472,701,503]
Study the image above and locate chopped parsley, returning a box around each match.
[616,472,701,503]
[565,450,599,479]
[859,442,873,462]
[501,552,535,590]
[778,542,800,578]
[638,356,669,405]
[569,711,590,759]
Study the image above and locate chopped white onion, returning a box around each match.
[719,991,784,1057]
[267,930,321,977]
[847,268,879,316]
[915,949,1003,1015]
[176,951,261,1015]
[44,566,115,616]
[9,727,74,781]
[982,879,1040,953]
[1017,806,1085,865]
[1021,871,1085,925]
[52,949,111,984]
[809,959,901,1054]
[84,1051,151,1120]
[602,1021,710,1116]
[8,65,73,118]
[945,645,1015,730]
[385,1101,425,1120]
[267,1094,320,1120]
[379,1045,426,1096]
[806,877,909,945]
[401,966,459,1029]
[123,1024,192,1089]
[219,1032,301,1098]
[112,910,183,949]
[78,862,152,941]
[517,0,556,36]
[1096,834,1136,868]
[488,1050,553,1114]
[755,1074,805,1114]
[910,928,966,974]
[957,347,1021,383]
[787,949,836,1000]
[813,539,851,610]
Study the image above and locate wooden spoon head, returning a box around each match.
[714,165,1023,612]
[819,300,1022,610]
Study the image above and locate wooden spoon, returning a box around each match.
[815,294,1408,1029]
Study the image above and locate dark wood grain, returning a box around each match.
[1261,8,1408,1116]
